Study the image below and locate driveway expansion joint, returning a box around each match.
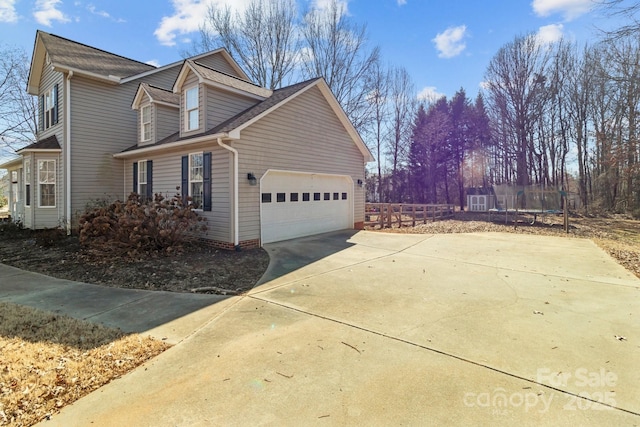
[248,294,640,418]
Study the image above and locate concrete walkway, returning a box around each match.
[0,264,229,344]
[1,231,637,426]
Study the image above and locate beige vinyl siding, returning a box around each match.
[133,66,182,91]
[67,63,180,218]
[37,59,64,140]
[234,85,366,241]
[181,72,203,137]
[155,104,179,142]
[69,76,140,217]
[205,88,257,129]
[123,144,232,243]
[32,64,65,229]
[195,53,243,77]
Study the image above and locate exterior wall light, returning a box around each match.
[247,172,257,186]
[357,179,363,187]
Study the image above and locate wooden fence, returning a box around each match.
[365,203,455,229]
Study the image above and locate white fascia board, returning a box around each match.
[204,79,267,101]
[113,133,229,159]
[154,101,179,109]
[52,65,121,84]
[16,148,62,154]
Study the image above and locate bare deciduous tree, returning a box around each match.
[0,45,36,153]
[597,0,640,39]
[192,0,300,89]
[364,58,389,203]
[387,66,416,202]
[300,0,380,132]
[484,33,551,186]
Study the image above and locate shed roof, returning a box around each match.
[17,135,61,153]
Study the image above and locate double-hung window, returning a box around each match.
[42,87,57,130]
[141,105,152,142]
[138,160,147,197]
[24,159,31,207]
[189,152,203,208]
[185,87,199,131]
[38,159,55,207]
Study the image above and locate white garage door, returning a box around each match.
[261,171,353,244]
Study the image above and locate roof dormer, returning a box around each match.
[132,83,180,145]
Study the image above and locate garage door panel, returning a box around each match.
[261,172,352,244]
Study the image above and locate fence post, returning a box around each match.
[387,204,392,228]
[412,205,416,227]
[379,203,384,229]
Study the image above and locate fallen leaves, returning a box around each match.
[0,303,170,426]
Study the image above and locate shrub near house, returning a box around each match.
[79,193,206,258]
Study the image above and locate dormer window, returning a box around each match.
[185,86,199,131]
[141,105,151,141]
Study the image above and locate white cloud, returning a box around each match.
[154,0,252,46]
[417,86,445,103]
[531,0,592,21]
[536,23,564,44]
[145,59,161,67]
[432,25,467,59]
[34,0,70,26]
[87,4,108,18]
[87,3,126,22]
[397,0,407,5]
[0,0,18,23]
[312,0,349,14]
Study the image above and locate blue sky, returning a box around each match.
[0,0,628,101]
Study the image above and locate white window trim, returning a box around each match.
[189,152,203,210]
[44,88,56,130]
[38,159,56,208]
[138,160,147,195]
[185,86,199,132]
[141,105,152,142]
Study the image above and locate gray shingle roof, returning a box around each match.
[121,78,321,153]
[141,83,180,105]
[40,32,155,79]
[189,61,272,98]
[18,135,61,151]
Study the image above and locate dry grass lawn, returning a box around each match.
[0,302,170,426]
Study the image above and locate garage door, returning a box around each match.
[261,171,353,244]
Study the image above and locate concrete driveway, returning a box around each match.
[37,231,640,426]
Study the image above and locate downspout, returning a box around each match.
[65,70,73,235]
[217,137,239,249]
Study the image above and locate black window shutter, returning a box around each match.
[132,162,138,194]
[146,160,153,200]
[181,155,189,205]
[203,152,211,211]
[39,95,44,131]
[53,84,59,124]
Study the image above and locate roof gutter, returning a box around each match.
[217,137,240,249]
[65,70,73,235]
[52,65,121,85]
[113,132,228,159]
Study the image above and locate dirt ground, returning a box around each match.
[373,211,640,279]
[0,232,270,295]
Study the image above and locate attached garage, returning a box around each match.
[260,170,354,244]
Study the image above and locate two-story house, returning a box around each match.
[1,31,372,249]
